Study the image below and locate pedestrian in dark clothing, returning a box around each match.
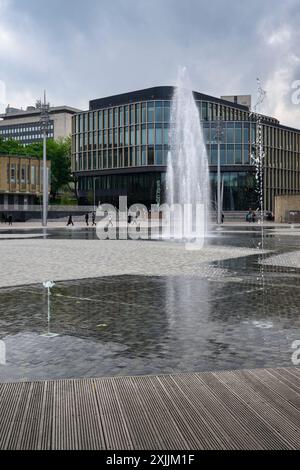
[8,215,12,226]
[221,213,224,224]
[85,212,89,226]
[67,215,74,226]
[92,212,96,226]
[246,208,253,222]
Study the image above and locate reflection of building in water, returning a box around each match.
[164,276,211,367]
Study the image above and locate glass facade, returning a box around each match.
[72,89,300,211]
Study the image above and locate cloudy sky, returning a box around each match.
[1,0,300,127]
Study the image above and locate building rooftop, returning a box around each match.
[89,86,251,112]
[0,105,82,120]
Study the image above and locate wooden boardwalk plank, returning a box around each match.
[93,377,133,450]
[213,371,299,449]
[1,368,300,450]
[197,371,290,449]
[171,373,261,450]
[129,375,190,450]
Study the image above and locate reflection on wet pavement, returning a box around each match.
[0,227,299,382]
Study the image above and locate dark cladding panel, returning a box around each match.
[89,86,250,111]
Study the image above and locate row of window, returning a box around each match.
[5,163,49,185]
[73,100,257,135]
[0,133,54,142]
[79,173,162,192]
[73,122,257,154]
[73,141,253,172]
[0,122,54,135]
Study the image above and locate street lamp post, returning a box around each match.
[37,91,50,227]
[214,116,224,225]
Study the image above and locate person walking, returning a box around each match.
[92,212,96,226]
[8,214,13,226]
[85,212,89,226]
[67,214,74,226]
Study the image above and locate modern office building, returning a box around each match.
[71,86,300,211]
[0,104,81,145]
[0,154,51,208]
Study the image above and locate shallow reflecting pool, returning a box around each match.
[0,229,300,382]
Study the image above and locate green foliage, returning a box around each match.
[0,136,73,198]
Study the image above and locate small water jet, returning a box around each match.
[41,281,59,338]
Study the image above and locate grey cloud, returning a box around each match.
[1,0,300,127]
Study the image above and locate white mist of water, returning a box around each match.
[166,68,210,239]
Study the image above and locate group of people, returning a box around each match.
[1,213,13,226]
[246,208,274,223]
[67,212,97,227]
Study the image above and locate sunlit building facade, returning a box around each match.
[71,87,300,211]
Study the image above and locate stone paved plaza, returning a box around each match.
[0,237,265,288]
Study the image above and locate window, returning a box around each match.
[163,124,169,145]
[220,144,226,164]
[147,102,154,123]
[135,126,140,145]
[98,111,103,129]
[125,127,129,146]
[244,145,249,163]
[155,146,163,165]
[155,102,163,122]
[226,124,234,143]
[142,103,147,123]
[142,125,147,145]
[141,146,147,165]
[148,125,154,145]
[124,106,129,125]
[10,164,16,182]
[164,103,170,123]
[211,144,217,164]
[130,126,135,145]
[201,102,208,121]
[130,105,135,124]
[227,144,234,164]
[235,123,242,143]
[108,109,113,128]
[135,104,140,124]
[103,110,108,129]
[119,107,124,126]
[155,125,163,144]
[148,147,154,165]
[31,165,36,184]
[244,124,249,143]
[114,150,118,167]
[114,108,118,127]
[136,147,141,165]
[235,145,243,164]
[21,165,26,182]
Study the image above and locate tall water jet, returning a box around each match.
[166,68,210,240]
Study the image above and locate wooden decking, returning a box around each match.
[1,367,300,449]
